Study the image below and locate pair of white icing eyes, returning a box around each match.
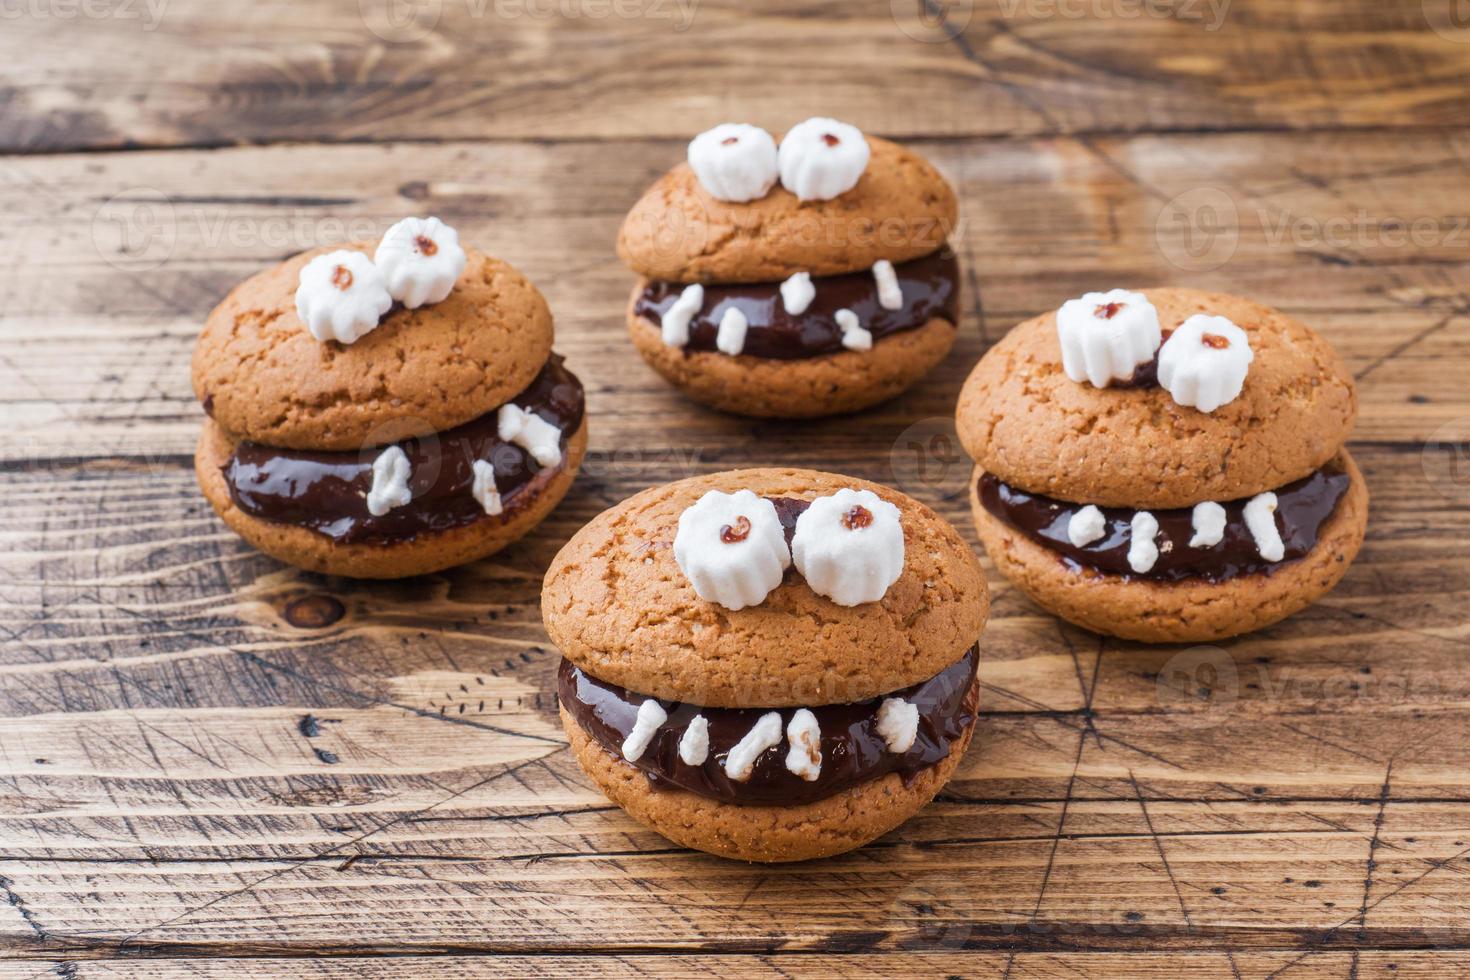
[1055,289,1255,413]
[687,119,871,204]
[672,488,905,610]
[294,216,469,346]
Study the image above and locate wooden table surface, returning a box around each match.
[4,1,1470,976]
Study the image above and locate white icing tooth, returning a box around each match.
[1189,501,1227,548]
[1157,314,1255,413]
[780,272,816,315]
[1128,511,1160,574]
[1068,504,1108,547]
[835,308,872,351]
[673,490,791,611]
[366,445,412,516]
[876,698,919,754]
[724,711,783,782]
[621,699,667,762]
[497,404,563,467]
[715,306,749,356]
[872,259,903,311]
[295,249,392,345]
[687,123,779,203]
[1055,289,1162,388]
[778,117,871,202]
[476,464,509,518]
[678,715,710,766]
[373,216,468,310]
[1243,492,1284,561]
[791,488,905,607]
[784,709,822,782]
[661,284,704,348]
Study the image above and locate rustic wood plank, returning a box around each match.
[1,0,1467,152]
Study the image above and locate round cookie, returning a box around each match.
[197,417,588,579]
[618,135,958,284]
[542,468,988,708]
[194,243,554,451]
[956,288,1357,509]
[627,310,956,418]
[970,450,1368,643]
[562,692,977,863]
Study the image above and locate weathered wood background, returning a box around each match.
[3,0,1469,976]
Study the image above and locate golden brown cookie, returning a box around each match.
[970,450,1368,643]
[542,468,988,708]
[193,244,554,451]
[618,135,958,284]
[956,288,1357,509]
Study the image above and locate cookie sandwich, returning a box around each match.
[543,468,988,862]
[957,288,1366,643]
[193,217,587,578]
[617,119,961,417]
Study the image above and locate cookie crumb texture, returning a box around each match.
[193,244,554,451]
[969,451,1368,643]
[542,468,988,708]
[563,701,975,862]
[617,136,958,284]
[956,288,1357,509]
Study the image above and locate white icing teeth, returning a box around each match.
[661,283,703,348]
[1127,511,1160,574]
[498,404,563,468]
[366,445,412,516]
[780,272,816,315]
[678,715,710,766]
[1157,314,1255,413]
[673,490,791,611]
[1068,504,1107,547]
[778,117,871,202]
[835,308,872,351]
[873,260,903,310]
[1055,289,1162,388]
[621,699,667,762]
[715,306,749,356]
[374,216,468,310]
[295,250,393,345]
[876,698,919,754]
[784,708,822,781]
[791,488,905,607]
[1190,501,1226,548]
[724,711,783,782]
[687,123,779,203]
[471,459,503,517]
[1244,492,1285,561]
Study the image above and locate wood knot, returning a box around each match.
[282,594,345,629]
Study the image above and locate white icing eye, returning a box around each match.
[876,698,918,754]
[497,404,563,468]
[778,117,871,202]
[1243,492,1284,561]
[366,445,412,516]
[673,490,791,611]
[791,488,905,606]
[1157,314,1255,413]
[687,123,779,203]
[1128,511,1160,574]
[374,216,468,310]
[295,250,392,345]
[661,284,703,348]
[1055,289,1162,388]
[1067,504,1107,547]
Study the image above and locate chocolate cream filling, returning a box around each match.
[222,356,585,545]
[633,247,959,360]
[978,466,1351,583]
[559,647,979,807]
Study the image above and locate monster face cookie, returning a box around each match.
[543,469,988,862]
[617,119,961,417]
[957,288,1366,643]
[193,218,587,578]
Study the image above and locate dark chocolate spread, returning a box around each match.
[558,646,979,807]
[223,356,584,545]
[633,248,959,360]
[978,467,1350,583]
